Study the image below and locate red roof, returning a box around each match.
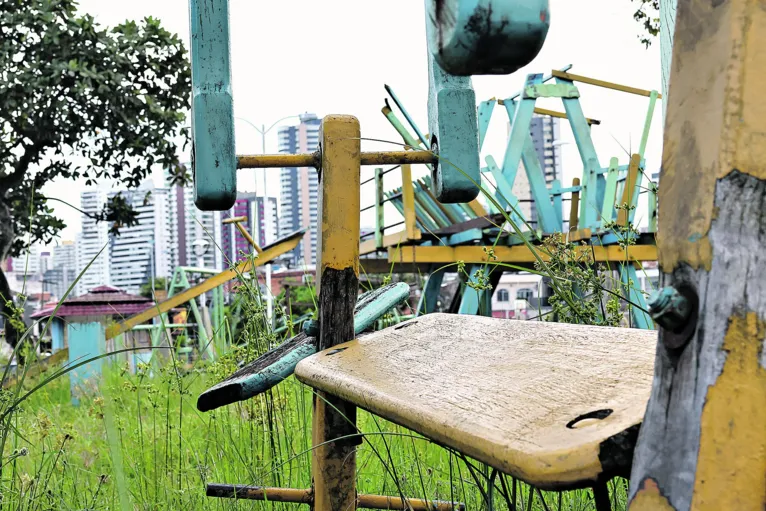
[31,286,152,319]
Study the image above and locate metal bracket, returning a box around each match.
[425,6,480,203]
[189,0,236,210]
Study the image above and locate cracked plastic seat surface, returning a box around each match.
[294,313,656,490]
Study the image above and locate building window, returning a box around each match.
[497,289,510,302]
[517,288,534,301]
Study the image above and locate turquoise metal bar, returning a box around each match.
[189,0,236,210]
[413,199,440,232]
[508,65,573,100]
[638,91,659,159]
[478,99,496,151]
[620,264,653,330]
[384,85,429,147]
[519,130,559,232]
[382,99,425,149]
[425,16,480,203]
[500,96,558,232]
[600,157,620,228]
[501,74,539,181]
[444,228,484,246]
[550,179,562,226]
[414,185,452,228]
[555,75,603,230]
[485,156,524,227]
[417,266,447,316]
[197,283,411,412]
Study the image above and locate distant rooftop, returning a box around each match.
[31,285,152,319]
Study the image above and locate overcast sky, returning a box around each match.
[42,0,662,242]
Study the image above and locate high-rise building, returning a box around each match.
[75,189,110,295]
[507,115,562,227]
[74,183,175,295]
[221,193,278,265]
[255,195,278,248]
[45,241,77,300]
[167,174,223,271]
[278,113,320,267]
[107,183,173,294]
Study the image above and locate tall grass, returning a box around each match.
[1,359,630,510]
[0,258,632,510]
[0,149,648,509]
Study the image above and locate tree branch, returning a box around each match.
[0,139,50,193]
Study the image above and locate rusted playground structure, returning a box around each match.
[107,0,766,509]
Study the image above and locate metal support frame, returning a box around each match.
[416,265,447,316]
[312,115,361,511]
[619,263,652,330]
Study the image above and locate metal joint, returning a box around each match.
[648,284,698,350]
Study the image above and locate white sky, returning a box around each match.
[42,0,662,242]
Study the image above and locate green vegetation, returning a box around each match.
[0,235,640,510]
[0,0,190,346]
[1,362,630,510]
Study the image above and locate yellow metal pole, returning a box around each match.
[222,216,262,253]
[387,244,657,265]
[312,115,361,511]
[400,164,419,240]
[628,0,766,509]
[238,153,318,169]
[532,106,601,126]
[551,70,662,98]
[499,100,601,126]
[466,199,488,217]
[206,484,465,510]
[237,151,437,169]
[616,154,641,227]
[569,177,580,232]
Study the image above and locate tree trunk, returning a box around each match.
[0,199,22,350]
[0,267,19,349]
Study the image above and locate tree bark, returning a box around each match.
[0,266,19,349]
[0,196,22,350]
[629,1,766,509]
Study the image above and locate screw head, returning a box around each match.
[302,319,319,337]
[649,286,692,333]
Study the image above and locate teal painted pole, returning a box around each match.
[555,76,603,230]
[189,0,236,210]
[478,100,496,151]
[620,264,653,330]
[417,266,447,316]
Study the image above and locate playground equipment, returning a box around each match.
[104,229,305,341]
[189,0,766,509]
[197,282,410,412]
[364,67,660,326]
[198,113,654,510]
